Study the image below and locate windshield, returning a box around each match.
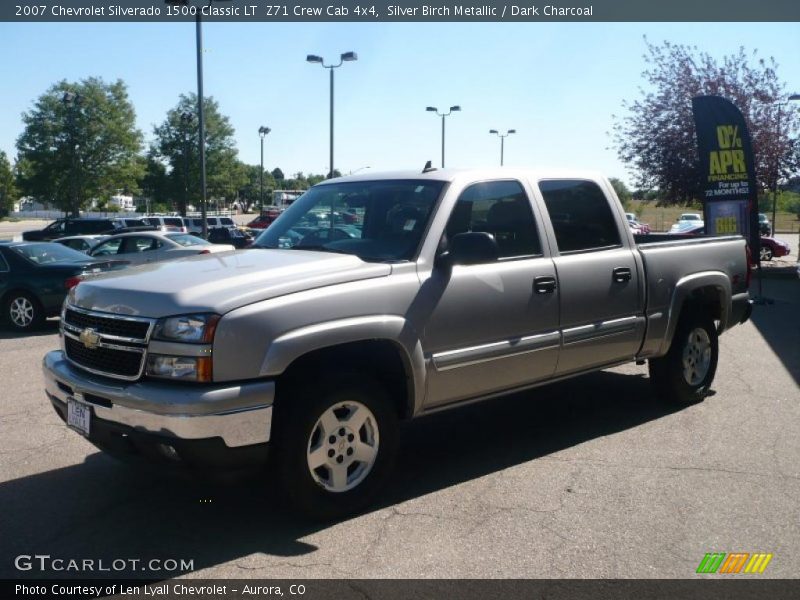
[10,242,93,265]
[254,179,445,261]
[166,233,210,247]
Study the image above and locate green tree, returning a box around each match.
[16,78,143,216]
[612,40,799,204]
[608,177,632,209]
[138,155,171,210]
[271,167,285,181]
[151,94,246,215]
[0,151,18,217]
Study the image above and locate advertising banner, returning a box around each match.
[691,95,759,258]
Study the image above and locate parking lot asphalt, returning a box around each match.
[0,277,798,580]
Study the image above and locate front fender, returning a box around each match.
[260,315,427,415]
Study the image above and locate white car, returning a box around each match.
[88,232,234,266]
[670,213,704,232]
[53,235,110,254]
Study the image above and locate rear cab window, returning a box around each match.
[538,179,622,254]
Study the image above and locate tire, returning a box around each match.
[759,246,773,261]
[4,291,45,332]
[271,373,399,520]
[649,308,718,405]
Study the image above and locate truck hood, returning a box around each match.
[69,249,392,318]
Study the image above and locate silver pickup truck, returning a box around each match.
[43,168,752,518]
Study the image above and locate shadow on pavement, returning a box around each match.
[0,318,59,340]
[0,369,681,579]
[748,278,800,385]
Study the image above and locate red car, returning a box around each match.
[246,209,282,230]
[671,224,790,261]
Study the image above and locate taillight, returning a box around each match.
[64,276,82,290]
[745,246,752,288]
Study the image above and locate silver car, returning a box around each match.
[88,231,234,266]
[53,235,110,254]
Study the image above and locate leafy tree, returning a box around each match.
[612,40,799,204]
[237,162,277,209]
[608,177,632,209]
[138,155,171,210]
[271,167,285,181]
[151,94,246,215]
[0,151,18,217]
[16,78,143,216]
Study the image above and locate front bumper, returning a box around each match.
[43,350,274,466]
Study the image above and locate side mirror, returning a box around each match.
[444,232,500,266]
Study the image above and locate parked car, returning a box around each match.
[0,242,126,331]
[758,236,791,261]
[22,218,117,242]
[247,210,282,231]
[141,216,187,233]
[670,218,705,233]
[46,168,752,519]
[207,227,252,249]
[89,232,234,266]
[206,216,237,230]
[111,218,148,230]
[758,213,772,236]
[53,235,110,254]
[625,212,651,234]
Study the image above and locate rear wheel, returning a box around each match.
[649,309,718,405]
[759,246,773,261]
[4,291,44,331]
[271,373,398,520]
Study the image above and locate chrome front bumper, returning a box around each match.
[43,350,274,448]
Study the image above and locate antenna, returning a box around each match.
[422,160,437,173]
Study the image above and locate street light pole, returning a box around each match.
[489,129,516,166]
[426,105,461,168]
[306,51,358,179]
[258,126,271,213]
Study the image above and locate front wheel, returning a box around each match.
[271,374,398,520]
[649,309,718,405]
[4,291,44,331]
[759,246,773,261]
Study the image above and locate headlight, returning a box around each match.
[146,355,212,382]
[153,314,219,343]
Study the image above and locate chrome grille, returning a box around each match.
[64,336,144,378]
[64,307,151,341]
[62,305,153,380]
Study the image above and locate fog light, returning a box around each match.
[146,355,212,382]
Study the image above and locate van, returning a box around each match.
[142,216,187,233]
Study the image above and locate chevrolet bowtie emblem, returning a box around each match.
[79,328,101,350]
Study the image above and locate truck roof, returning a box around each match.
[316,167,609,185]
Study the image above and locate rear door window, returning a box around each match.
[539,179,622,253]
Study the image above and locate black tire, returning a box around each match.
[759,246,773,261]
[4,291,45,332]
[271,373,399,520]
[649,308,718,405]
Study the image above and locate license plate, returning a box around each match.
[67,397,91,436]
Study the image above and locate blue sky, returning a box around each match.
[0,22,798,186]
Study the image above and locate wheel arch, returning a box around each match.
[264,317,425,419]
[660,272,730,355]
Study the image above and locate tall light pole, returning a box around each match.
[164,0,232,236]
[489,129,516,166]
[306,51,358,179]
[258,126,271,213]
[771,94,800,236]
[426,105,461,168]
